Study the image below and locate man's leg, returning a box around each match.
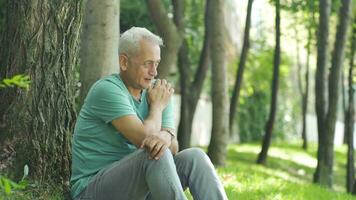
[174,148,228,200]
[76,149,187,200]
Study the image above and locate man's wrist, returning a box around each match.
[164,129,175,140]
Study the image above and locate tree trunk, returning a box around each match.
[346,16,355,193]
[229,0,254,136]
[257,0,280,165]
[146,0,182,78]
[175,0,210,150]
[294,18,309,150]
[299,3,314,150]
[0,0,83,193]
[313,0,331,184]
[342,69,347,145]
[314,0,352,187]
[79,0,119,106]
[207,0,229,166]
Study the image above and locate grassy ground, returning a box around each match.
[2,142,356,199]
[192,142,355,200]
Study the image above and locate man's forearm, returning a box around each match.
[142,106,162,136]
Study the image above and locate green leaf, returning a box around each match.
[3,178,11,194]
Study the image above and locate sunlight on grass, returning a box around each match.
[212,143,356,200]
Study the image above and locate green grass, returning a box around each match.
[3,142,356,200]
[194,142,355,200]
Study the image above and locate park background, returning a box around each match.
[0,0,355,199]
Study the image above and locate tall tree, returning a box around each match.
[313,0,331,184]
[79,0,120,105]
[346,16,355,193]
[314,0,352,187]
[229,0,254,135]
[146,0,182,78]
[299,0,316,150]
[175,0,210,150]
[207,0,229,166]
[295,19,307,149]
[256,0,281,164]
[0,0,83,192]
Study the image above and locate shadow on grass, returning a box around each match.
[225,147,315,183]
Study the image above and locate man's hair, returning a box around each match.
[119,27,163,56]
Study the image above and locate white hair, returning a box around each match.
[119,27,163,56]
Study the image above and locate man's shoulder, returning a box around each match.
[93,74,126,92]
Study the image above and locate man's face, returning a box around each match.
[121,39,160,90]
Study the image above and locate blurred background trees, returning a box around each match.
[0,0,355,198]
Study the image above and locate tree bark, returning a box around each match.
[346,16,355,193]
[207,0,229,166]
[146,0,182,78]
[79,0,119,106]
[229,0,254,136]
[314,0,352,187]
[257,0,280,165]
[313,0,331,184]
[0,0,83,193]
[175,0,210,150]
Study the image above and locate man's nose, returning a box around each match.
[150,66,158,77]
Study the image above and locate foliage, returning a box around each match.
[0,74,31,89]
[0,165,29,199]
[120,0,171,33]
[235,39,294,142]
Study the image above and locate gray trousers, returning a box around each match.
[75,148,228,200]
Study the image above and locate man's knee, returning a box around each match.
[146,148,174,167]
[179,148,212,166]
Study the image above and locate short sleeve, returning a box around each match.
[162,97,175,130]
[87,80,136,123]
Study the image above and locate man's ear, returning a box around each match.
[119,54,128,71]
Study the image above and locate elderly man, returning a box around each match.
[71,27,228,200]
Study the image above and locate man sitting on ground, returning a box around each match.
[71,27,228,200]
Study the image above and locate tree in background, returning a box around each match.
[314,0,352,187]
[147,0,210,150]
[0,0,83,194]
[146,0,182,78]
[229,0,254,137]
[295,0,316,150]
[346,15,355,194]
[79,0,120,106]
[174,0,210,150]
[256,0,281,165]
[207,0,229,166]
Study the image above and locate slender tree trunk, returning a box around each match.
[173,0,210,150]
[229,0,254,136]
[146,0,182,78]
[301,20,312,150]
[313,0,331,184]
[207,0,229,166]
[346,16,355,193]
[0,0,83,194]
[294,20,308,150]
[342,70,347,145]
[257,0,280,165]
[314,0,352,187]
[79,0,119,106]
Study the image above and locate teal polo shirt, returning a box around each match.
[70,73,175,198]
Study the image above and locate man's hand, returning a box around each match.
[147,79,174,111]
[141,134,171,160]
